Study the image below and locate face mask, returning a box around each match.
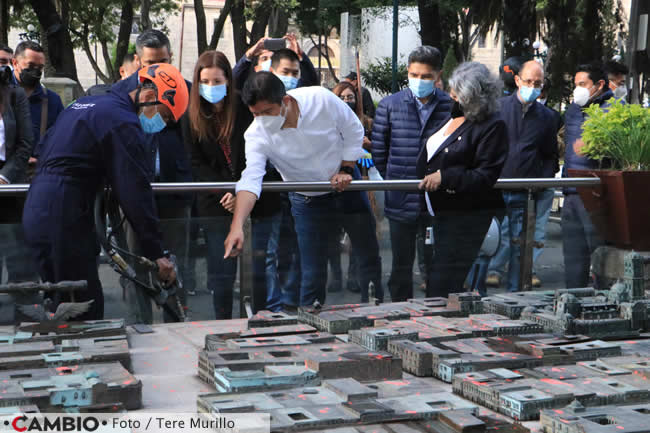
[409,78,435,99]
[19,67,42,88]
[346,101,357,112]
[573,85,593,107]
[259,59,272,71]
[613,84,627,99]
[519,86,542,103]
[537,98,547,106]
[257,103,287,134]
[451,100,464,118]
[200,83,227,104]
[139,112,167,134]
[277,74,299,91]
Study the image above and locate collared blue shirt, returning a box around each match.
[11,73,64,156]
[411,88,437,127]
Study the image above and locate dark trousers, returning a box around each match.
[0,197,38,285]
[426,210,494,298]
[204,217,238,320]
[388,216,433,302]
[561,193,602,288]
[23,175,104,320]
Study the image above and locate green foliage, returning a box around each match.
[581,99,650,171]
[360,57,408,96]
[441,46,458,89]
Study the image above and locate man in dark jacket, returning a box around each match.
[371,45,452,301]
[111,30,194,323]
[562,63,615,288]
[233,34,318,91]
[11,41,64,155]
[0,71,34,288]
[496,60,559,292]
[23,63,186,320]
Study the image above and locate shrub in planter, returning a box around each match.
[570,98,650,250]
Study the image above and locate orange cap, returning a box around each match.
[138,63,189,121]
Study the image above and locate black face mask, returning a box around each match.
[346,101,357,112]
[19,67,42,88]
[451,100,464,118]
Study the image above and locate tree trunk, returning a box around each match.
[309,34,338,84]
[194,0,208,55]
[268,7,288,38]
[141,0,152,31]
[580,0,604,63]
[0,0,8,45]
[417,0,441,48]
[230,0,247,60]
[113,0,134,81]
[28,0,79,82]
[503,0,536,58]
[249,5,271,47]
[208,0,233,50]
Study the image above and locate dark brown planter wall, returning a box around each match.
[568,169,650,250]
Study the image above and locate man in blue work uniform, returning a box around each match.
[11,41,64,156]
[22,64,189,321]
[111,30,194,323]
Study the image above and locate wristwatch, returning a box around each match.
[339,166,354,176]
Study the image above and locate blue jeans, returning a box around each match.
[561,193,602,288]
[503,191,528,292]
[251,215,276,314]
[266,195,301,310]
[289,191,383,306]
[488,188,556,289]
[204,217,238,319]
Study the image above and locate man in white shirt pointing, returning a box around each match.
[224,71,366,306]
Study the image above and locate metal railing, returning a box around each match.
[0,177,600,195]
[0,177,601,304]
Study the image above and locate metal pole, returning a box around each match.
[628,0,640,104]
[518,189,537,291]
[0,178,602,195]
[391,0,399,93]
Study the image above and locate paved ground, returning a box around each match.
[98,216,566,323]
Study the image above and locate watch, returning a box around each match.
[339,166,354,176]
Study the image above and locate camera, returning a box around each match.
[0,65,12,86]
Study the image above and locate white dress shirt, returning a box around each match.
[236,86,365,198]
[424,118,453,216]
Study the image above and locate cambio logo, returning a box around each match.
[10,415,101,432]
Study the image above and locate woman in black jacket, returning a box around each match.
[417,61,508,298]
[182,51,279,319]
[0,65,34,285]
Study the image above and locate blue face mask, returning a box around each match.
[277,74,299,91]
[519,86,542,103]
[409,78,435,99]
[139,112,167,134]
[260,59,272,71]
[200,83,227,104]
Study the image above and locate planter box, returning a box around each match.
[568,169,650,250]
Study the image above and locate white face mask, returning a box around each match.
[613,84,627,99]
[257,103,287,133]
[573,86,593,107]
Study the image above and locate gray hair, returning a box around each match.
[448,62,502,123]
[135,29,171,56]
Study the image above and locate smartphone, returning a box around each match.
[264,38,286,51]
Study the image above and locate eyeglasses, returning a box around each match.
[519,78,543,88]
[340,95,355,102]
